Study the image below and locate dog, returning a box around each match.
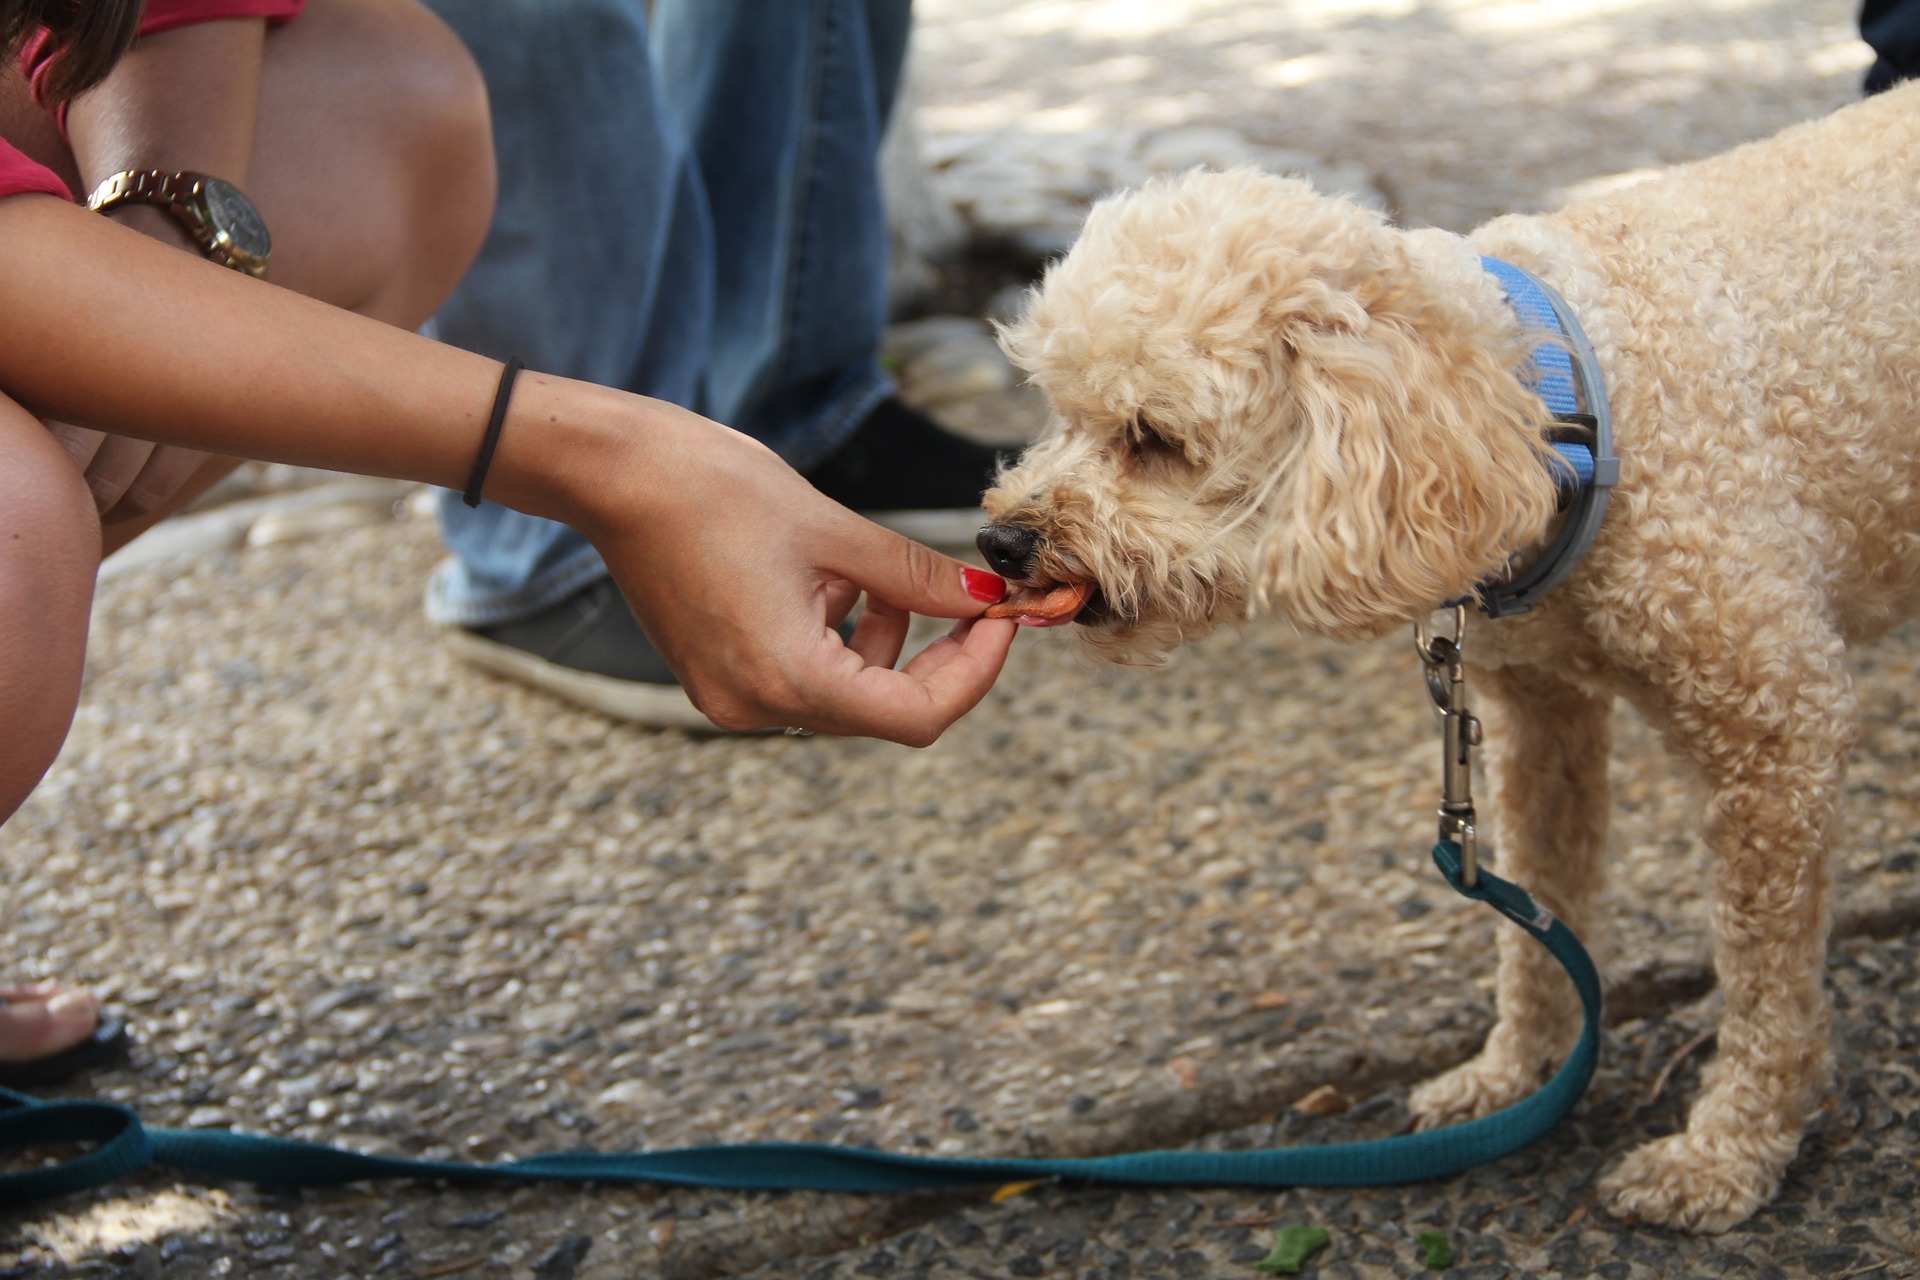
[975,80,1920,1232]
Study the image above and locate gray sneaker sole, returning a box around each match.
[443,628,724,732]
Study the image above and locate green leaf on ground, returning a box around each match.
[1414,1230,1455,1269]
[1255,1224,1331,1273]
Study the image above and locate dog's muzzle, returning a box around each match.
[975,522,1041,578]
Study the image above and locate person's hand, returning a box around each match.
[47,421,220,524]
[576,398,1019,744]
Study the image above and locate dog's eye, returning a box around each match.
[1129,414,1181,460]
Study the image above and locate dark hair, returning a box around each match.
[2,0,144,102]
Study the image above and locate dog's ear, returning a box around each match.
[1250,297,1562,640]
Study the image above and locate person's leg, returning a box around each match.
[655,0,998,510]
[424,0,1000,728]
[0,0,492,1072]
[0,399,111,1073]
[432,0,986,614]
[1,0,496,560]
[0,400,97,827]
[3,0,493,338]
[419,0,714,631]
[654,0,903,467]
[252,0,496,332]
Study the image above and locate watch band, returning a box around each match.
[85,168,195,216]
[83,168,270,279]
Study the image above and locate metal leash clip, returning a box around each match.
[1414,604,1482,886]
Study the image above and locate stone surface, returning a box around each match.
[887,317,1017,412]
[98,477,413,580]
[4,2,1908,1279]
[912,0,1865,234]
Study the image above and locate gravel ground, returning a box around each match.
[4,1,1914,1278]
[912,0,1867,233]
[755,931,1920,1280]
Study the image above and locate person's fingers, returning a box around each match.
[71,434,158,514]
[885,617,1020,744]
[847,595,911,670]
[45,423,107,471]
[897,617,1017,688]
[825,516,1007,620]
[811,616,1019,746]
[821,580,861,633]
[101,445,212,524]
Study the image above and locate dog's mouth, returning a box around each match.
[972,522,1111,627]
[1073,585,1110,626]
[983,578,1103,627]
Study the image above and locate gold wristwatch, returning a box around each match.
[85,169,272,279]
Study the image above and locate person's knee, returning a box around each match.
[262,0,496,325]
[397,9,496,280]
[370,3,496,323]
[0,414,99,824]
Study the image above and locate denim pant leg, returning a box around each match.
[654,0,910,473]
[422,0,714,626]
[425,0,910,626]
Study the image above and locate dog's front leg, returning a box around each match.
[1409,666,1614,1125]
[1597,633,1851,1232]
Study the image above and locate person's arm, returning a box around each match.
[51,17,266,521]
[65,17,263,217]
[0,193,1017,742]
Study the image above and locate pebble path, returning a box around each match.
[6,2,1915,1278]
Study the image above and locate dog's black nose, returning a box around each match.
[976,522,1041,578]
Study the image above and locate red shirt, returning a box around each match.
[124,0,306,41]
[0,139,72,202]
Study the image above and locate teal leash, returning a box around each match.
[0,838,1598,1205]
[4,598,1601,1204]
[3,260,1621,1207]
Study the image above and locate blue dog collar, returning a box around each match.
[1466,256,1619,618]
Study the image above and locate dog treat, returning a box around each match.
[983,580,1093,621]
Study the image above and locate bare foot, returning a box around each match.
[0,981,101,1064]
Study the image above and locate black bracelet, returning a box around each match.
[462,357,525,508]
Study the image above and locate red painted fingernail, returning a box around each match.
[963,567,1007,602]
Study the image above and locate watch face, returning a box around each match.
[201,177,272,262]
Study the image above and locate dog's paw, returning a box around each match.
[1597,1132,1781,1233]
[1407,1055,1544,1130]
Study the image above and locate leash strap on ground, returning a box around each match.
[0,841,1599,1205]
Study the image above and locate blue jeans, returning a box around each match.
[421,0,910,625]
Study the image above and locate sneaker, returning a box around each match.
[444,578,721,731]
[446,397,1005,729]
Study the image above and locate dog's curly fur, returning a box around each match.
[982,81,1920,1231]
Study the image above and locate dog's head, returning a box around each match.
[979,168,1561,659]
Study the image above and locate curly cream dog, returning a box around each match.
[976,81,1920,1231]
